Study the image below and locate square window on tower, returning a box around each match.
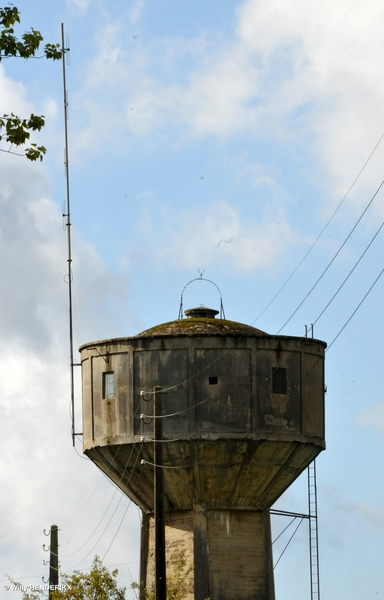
[103,372,115,399]
[272,367,287,395]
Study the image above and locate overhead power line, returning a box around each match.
[326,266,384,352]
[313,221,384,326]
[253,130,384,325]
[276,177,384,334]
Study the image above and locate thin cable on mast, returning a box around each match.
[61,24,76,446]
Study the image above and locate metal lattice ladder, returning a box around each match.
[308,460,320,600]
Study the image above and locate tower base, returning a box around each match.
[140,507,275,600]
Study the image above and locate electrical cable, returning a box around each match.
[68,442,144,568]
[73,444,91,461]
[61,447,134,560]
[0,54,46,59]
[102,498,132,561]
[71,492,126,566]
[257,216,384,388]
[271,214,383,388]
[141,459,190,469]
[65,447,138,560]
[70,483,129,568]
[326,266,384,352]
[139,393,211,419]
[297,264,384,388]
[272,516,298,545]
[312,221,384,326]
[276,177,384,334]
[0,148,24,156]
[126,564,139,600]
[99,440,150,562]
[62,487,118,557]
[273,518,304,569]
[252,130,384,324]
[140,436,182,442]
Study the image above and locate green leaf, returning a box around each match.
[25,145,46,162]
[44,43,63,60]
[27,114,45,131]
[0,9,62,61]
[0,7,62,159]
[0,7,20,29]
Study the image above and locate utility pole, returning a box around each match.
[49,524,59,599]
[154,386,166,600]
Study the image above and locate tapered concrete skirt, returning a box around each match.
[141,506,275,600]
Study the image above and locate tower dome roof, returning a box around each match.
[135,307,268,338]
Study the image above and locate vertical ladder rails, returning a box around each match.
[308,460,320,600]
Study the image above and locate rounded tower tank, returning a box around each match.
[80,306,326,600]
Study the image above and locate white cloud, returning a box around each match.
[136,200,297,274]
[69,0,384,215]
[0,65,32,117]
[356,403,384,434]
[129,0,145,25]
[235,0,384,201]
[66,0,91,11]
[0,66,61,165]
[72,31,261,148]
[352,503,384,527]
[0,71,137,591]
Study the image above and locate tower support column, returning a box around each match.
[143,508,276,600]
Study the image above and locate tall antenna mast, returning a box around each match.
[61,24,77,447]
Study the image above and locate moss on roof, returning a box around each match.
[135,317,267,338]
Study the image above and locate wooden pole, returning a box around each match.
[49,524,58,599]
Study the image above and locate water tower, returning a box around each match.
[79,291,325,600]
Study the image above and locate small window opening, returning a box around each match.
[272,367,287,395]
[209,376,218,385]
[103,372,115,399]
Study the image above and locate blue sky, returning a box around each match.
[1,0,384,598]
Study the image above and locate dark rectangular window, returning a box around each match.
[209,376,218,385]
[103,372,115,399]
[272,367,287,395]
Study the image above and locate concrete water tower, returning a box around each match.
[79,289,325,600]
